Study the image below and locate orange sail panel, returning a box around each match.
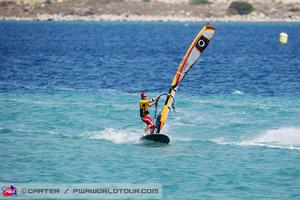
[155,23,215,133]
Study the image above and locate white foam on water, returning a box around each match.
[233,90,244,95]
[88,126,193,144]
[212,127,300,150]
[241,127,300,149]
[89,128,142,144]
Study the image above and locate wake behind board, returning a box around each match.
[140,134,170,144]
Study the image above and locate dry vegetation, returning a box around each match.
[0,0,299,21]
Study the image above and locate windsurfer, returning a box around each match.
[140,92,156,134]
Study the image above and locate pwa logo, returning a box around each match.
[1,185,17,197]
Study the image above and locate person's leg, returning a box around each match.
[142,116,154,133]
[147,116,154,134]
[149,125,154,134]
[144,125,150,132]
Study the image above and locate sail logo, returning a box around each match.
[195,36,209,53]
[198,40,205,47]
[2,185,17,197]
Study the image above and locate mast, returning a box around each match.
[155,23,216,133]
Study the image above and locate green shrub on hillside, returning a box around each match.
[227,1,254,15]
[190,0,210,5]
[289,7,300,12]
[0,1,16,6]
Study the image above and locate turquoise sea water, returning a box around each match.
[1,21,300,199]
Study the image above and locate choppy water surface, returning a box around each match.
[0,21,300,199]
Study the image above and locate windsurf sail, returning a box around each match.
[154,23,215,133]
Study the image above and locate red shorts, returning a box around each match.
[141,115,154,129]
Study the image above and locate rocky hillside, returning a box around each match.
[0,0,299,22]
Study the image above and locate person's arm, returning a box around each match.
[148,96,158,107]
[148,102,155,107]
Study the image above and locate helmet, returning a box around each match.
[141,92,147,98]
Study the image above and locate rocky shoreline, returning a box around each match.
[2,14,300,23]
[1,0,300,23]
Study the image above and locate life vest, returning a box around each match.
[139,99,150,117]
